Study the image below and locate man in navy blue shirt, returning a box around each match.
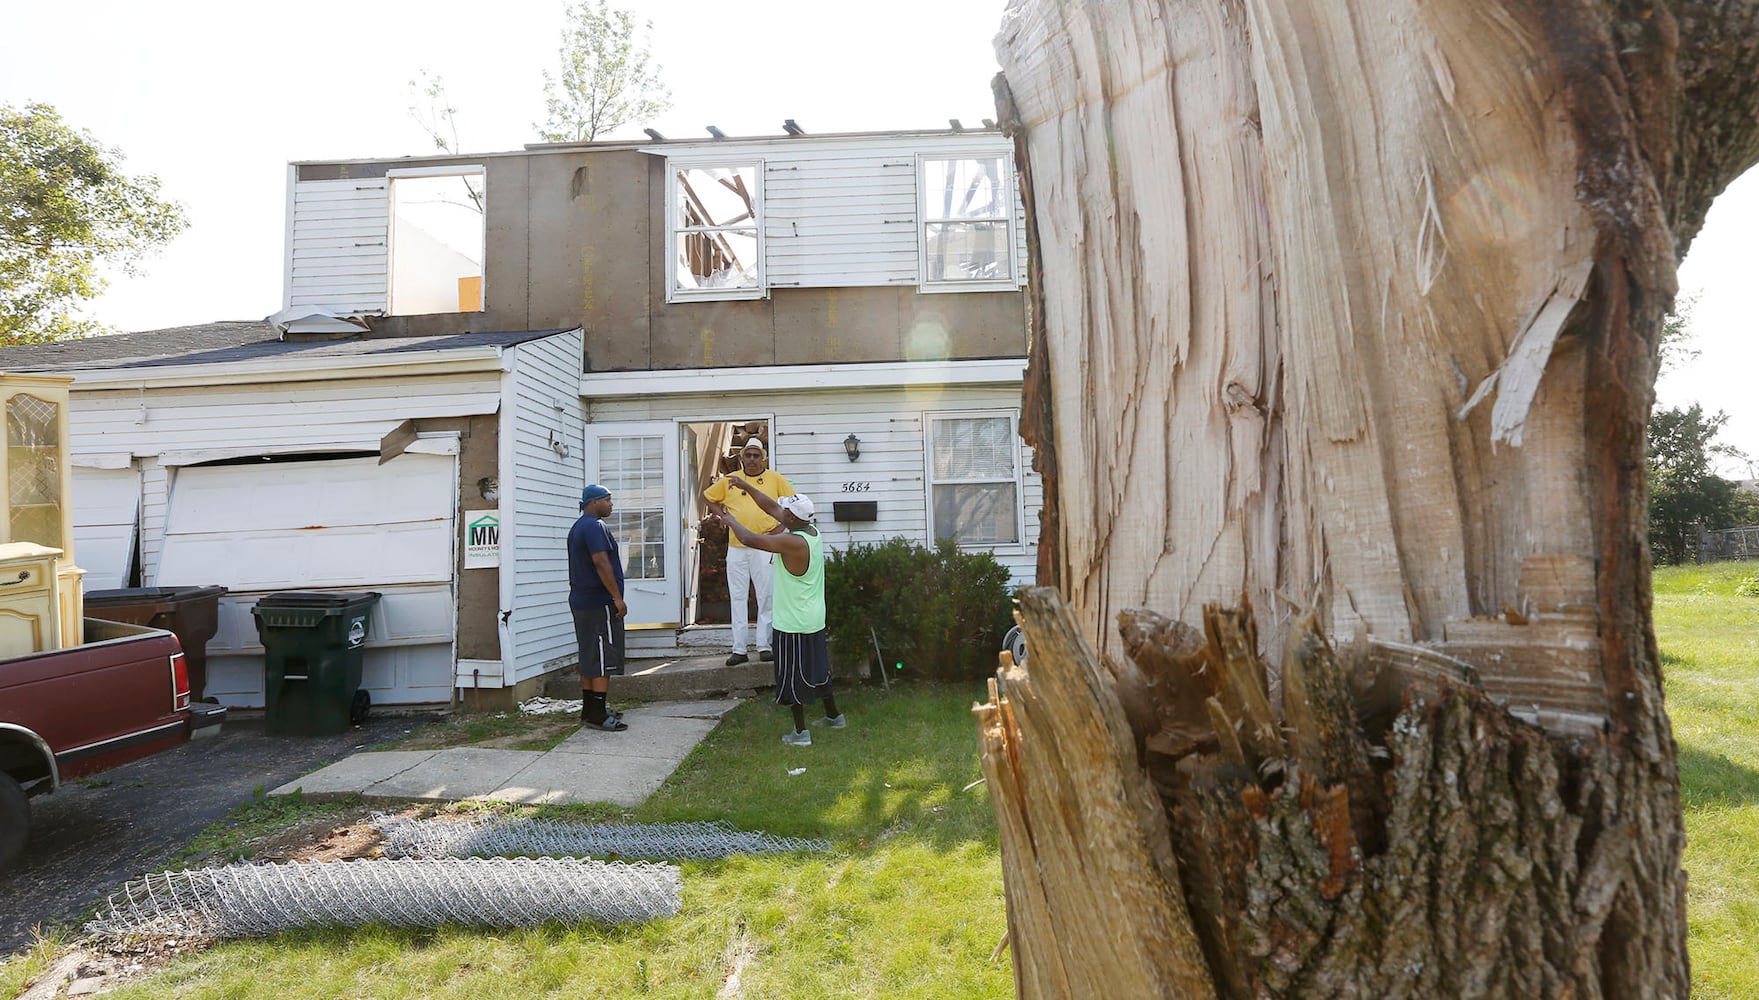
[569,483,628,731]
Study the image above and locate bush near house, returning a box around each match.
[825,538,1015,681]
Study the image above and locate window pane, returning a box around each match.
[925,157,1006,220]
[676,228,759,290]
[675,166,757,229]
[934,483,1018,545]
[932,417,1015,480]
[596,434,666,579]
[925,222,1009,282]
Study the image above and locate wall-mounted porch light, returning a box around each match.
[843,433,862,462]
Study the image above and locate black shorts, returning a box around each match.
[772,628,831,706]
[573,605,626,679]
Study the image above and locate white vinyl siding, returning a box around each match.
[286,176,390,314]
[648,134,1028,292]
[585,382,1041,584]
[505,330,587,685]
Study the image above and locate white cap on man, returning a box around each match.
[777,494,815,522]
[741,438,766,454]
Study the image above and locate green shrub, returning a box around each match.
[1736,574,1759,598]
[825,537,1016,681]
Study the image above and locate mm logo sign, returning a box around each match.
[464,509,500,569]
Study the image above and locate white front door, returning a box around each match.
[583,421,681,627]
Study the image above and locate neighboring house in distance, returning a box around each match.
[0,124,1039,710]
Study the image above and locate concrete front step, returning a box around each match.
[544,652,773,703]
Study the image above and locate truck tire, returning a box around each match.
[0,773,28,872]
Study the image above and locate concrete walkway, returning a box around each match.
[268,699,740,808]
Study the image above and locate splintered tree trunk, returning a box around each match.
[978,0,1759,996]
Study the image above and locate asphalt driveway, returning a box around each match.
[0,715,422,954]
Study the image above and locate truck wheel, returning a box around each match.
[350,689,371,727]
[0,773,28,872]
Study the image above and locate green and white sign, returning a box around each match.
[464,509,500,569]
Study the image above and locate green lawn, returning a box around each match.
[2,683,1012,1000]
[1654,562,1759,999]
[4,565,1755,997]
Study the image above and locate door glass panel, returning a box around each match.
[598,434,666,580]
[6,393,62,549]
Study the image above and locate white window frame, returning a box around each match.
[924,409,1027,549]
[666,158,766,302]
[916,154,1017,294]
[385,164,487,317]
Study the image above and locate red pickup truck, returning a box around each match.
[0,618,223,870]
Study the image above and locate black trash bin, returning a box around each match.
[250,591,381,736]
[85,586,229,702]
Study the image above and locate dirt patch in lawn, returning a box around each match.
[377,710,580,753]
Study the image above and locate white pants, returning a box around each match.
[725,545,774,653]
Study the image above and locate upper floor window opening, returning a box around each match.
[388,166,485,316]
[919,156,1014,291]
[670,162,763,300]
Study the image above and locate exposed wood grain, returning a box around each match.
[989,0,1759,993]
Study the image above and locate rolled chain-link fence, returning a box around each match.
[86,857,681,939]
[373,813,832,861]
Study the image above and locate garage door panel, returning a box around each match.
[158,522,452,591]
[164,456,452,534]
[72,467,140,590]
[160,454,458,709]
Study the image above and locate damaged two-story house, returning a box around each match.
[0,126,1040,711]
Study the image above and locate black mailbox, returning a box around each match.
[832,500,878,522]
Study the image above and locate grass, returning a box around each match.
[1653,562,1759,999]
[0,681,1009,1000]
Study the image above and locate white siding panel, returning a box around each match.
[72,466,141,590]
[140,460,168,586]
[588,380,1040,586]
[506,330,586,685]
[65,374,499,460]
[287,177,388,314]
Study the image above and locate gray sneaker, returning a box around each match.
[781,729,812,746]
[816,714,847,729]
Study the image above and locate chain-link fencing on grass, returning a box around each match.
[373,813,832,861]
[85,857,681,938]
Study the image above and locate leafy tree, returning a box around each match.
[535,0,672,143]
[0,103,186,345]
[403,71,484,213]
[1648,403,1758,564]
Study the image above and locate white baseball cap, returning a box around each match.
[777,494,815,521]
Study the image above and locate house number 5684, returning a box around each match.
[841,482,871,492]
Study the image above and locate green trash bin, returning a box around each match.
[251,591,381,736]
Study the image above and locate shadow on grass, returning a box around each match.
[1678,745,1759,808]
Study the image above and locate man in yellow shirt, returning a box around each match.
[702,438,796,665]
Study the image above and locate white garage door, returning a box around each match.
[73,466,141,590]
[159,454,457,708]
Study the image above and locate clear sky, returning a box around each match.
[2,0,1752,473]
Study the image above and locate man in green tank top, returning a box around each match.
[715,479,845,746]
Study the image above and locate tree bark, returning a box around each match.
[985,1,1759,996]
